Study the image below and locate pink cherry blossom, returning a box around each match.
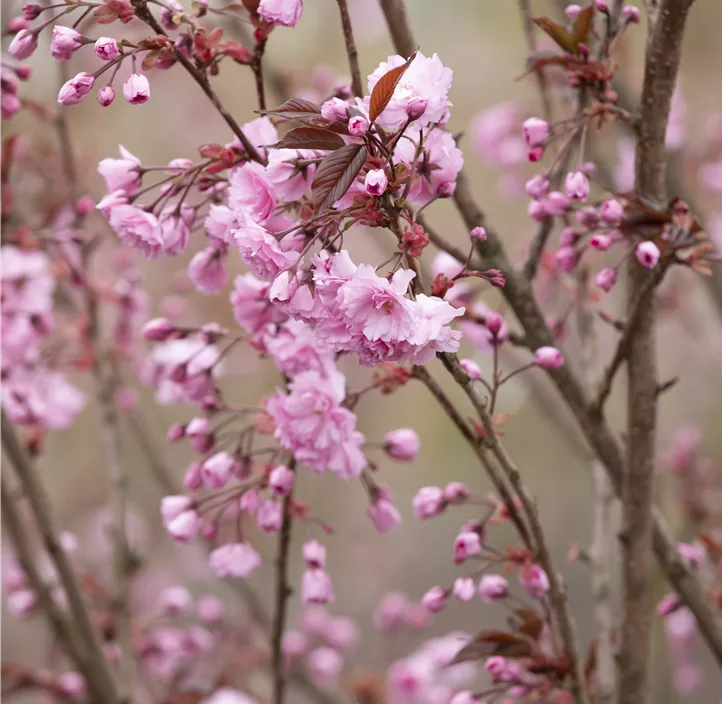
[453,531,482,563]
[98,146,142,193]
[478,574,509,603]
[596,267,617,292]
[412,486,445,519]
[229,162,276,224]
[208,542,261,579]
[269,464,295,496]
[188,245,228,295]
[564,170,590,201]
[233,211,297,281]
[51,26,83,61]
[108,205,163,260]
[302,569,334,604]
[636,240,660,269]
[452,577,475,602]
[258,0,303,27]
[534,346,564,369]
[522,117,549,148]
[94,36,119,61]
[9,30,37,60]
[365,169,388,196]
[384,428,420,461]
[123,74,150,105]
[57,72,94,105]
[368,499,402,533]
[519,564,550,598]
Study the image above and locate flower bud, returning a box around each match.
[123,73,150,105]
[421,586,448,613]
[534,346,565,369]
[460,358,481,380]
[453,531,482,563]
[405,97,428,121]
[384,428,420,461]
[364,168,388,196]
[478,574,509,603]
[302,539,326,569]
[595,267,617,293]
[348,115,369,136]
[142,317,174,341]
[94,37,119,61]
[9,29,37,60]
[57,72,94,106]
[368,499,402,533]
[453,577,475,602]
[564,170,590,201]
[470,226,487,242]
[589,234,612,251]
[635,241,660,269]
[600,198,624,225]
[269,464,294,496]
[522,117,550,148]
[525,174,550,199]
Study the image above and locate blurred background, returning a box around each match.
[3,1,722,701]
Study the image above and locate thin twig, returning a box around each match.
[271,468,296,704]
[517,0,553,123]
[1,413,121,704]
[335,0,363,97]
[437,352,591,704]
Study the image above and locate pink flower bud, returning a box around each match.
[460,358,481,380]
[453,531,482,563]
[302,569,334,604]
[166,510,200,542]
[55,672,85,698]
[564,170,590,201]
[534,346,564,369]
[485,311,505,337]
[158,586,192,614]
[97,85,115,106]
[7,16,28,32]
[364,169,388,196]
[527,146,544,162]
[453,577,475,602]
[622,5,640,23]
[239,489,262,516]
[320,97,349,122]
[600,198,624,225]
[196,595,223,623]
[405,97,428,121]
[51,25,83,61]
[184,462,203,491]
[302,539,326,569]
[421,586,448,613]
[22,4,43,20]
[589,234,612,251]
[576,206,600,229]
[657,593,682,616]
[348,115,369,136]
[57,72,94,106]
[269,464,294,496]
[94,36,119,61]
[525,174,550,199]
[558,227,578,247]
[257,499,283,532]
[519,564,550,598]
[443,481,469,504]
[595,267,617,293]
[9,29,37,60]
[635,241,660,269]
[528,199,548,221]
[123,73,150,105]
[307,647,343,688]
[595,0,608,11]
[3,565,26,592]
[143,317,174,341]
[412,486,445,519]
[478,574,509,603]
[201,451,234,489]
[7,588,37,617]
[555,246,578,272]
[545,191,571,216]
[326,616,359,652]
[522,117,550,148]
[384,428,419,461]
[208,542,261,579]
[161,495,192,523]
[282,630,308,661]
[368,499,402,533]
[185,416,210,438]
[679,542,705,567]
[470,226,487,242]
[565,4,582,20]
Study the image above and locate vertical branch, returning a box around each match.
[577,269,616,702]
[517,0,553,122]
[619,2,694,702]
[335,0,363,97]
[378,0,416,57]
[1,414,121,704]
[271,468,296,704]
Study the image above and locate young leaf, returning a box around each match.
[532,17,577,54]
[369,50,418,124]
[300,117,351,136]
[260,98,323,120]
[312,143,368,211]
[271,127,346,151]
[512,608,544,641]
[446,631,534,666]
[572,5,595,47]
[517,52,567,80]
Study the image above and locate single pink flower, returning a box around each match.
[123,73,150,105]
[208,542,261,579]
[57,72,94,105]
[258,0,304,27]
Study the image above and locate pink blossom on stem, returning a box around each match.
[453,531,482,563]
[421,586,448,613]
[208,542,261,579]
[166,510,200,542]
[257,499,283,532]
[460,358,481,380]
[519,564,550,598]
[443,482,469,504]
[589,234,612,251]
[258,0,304,27]
[452,577,475,602]
[269,464,294,496]
[470,226,486,243]
[365,169,388,196]
[522,117,549,148]
[622,5,641,23]
[302,569,334,604]
[478,574,509,603]
[98,146,141,192]
[534,346,564,369]
[188,245,228,295]
[51,26,84,61]
[348,115,369,136]
[123,74,150,105]
[302,539,326,569]
[412,486,445,519]
[635,240,660,269]
[97,86,115,107]
[229,162,276,224]
[600,198,624,225]
[595,267,617,293]
[564,170,590,201]
[9,30,37,60]
[384,428,420,461]
[94,37,119,61]
[108,205,163,260]
[321,97,349,122]
[565,4,582,20]
[57,72,94,105]
[161,495,193,523]
[525,174,550,199]
[201,451,234,488]
[368,499,402,533]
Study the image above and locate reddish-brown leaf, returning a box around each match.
[446,631,534,666]
[300,117,351,136]
[260,98,322,120]
[271,127,346,151]
[369,50,418,124]
[572,5,595,47]
[512,608,544,641]
[312,143,367,211]
[518,52,567,80]
[141,50,159,72]
[532,17,577,54]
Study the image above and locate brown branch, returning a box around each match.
[271,474,295,704]
[619,3,694,701]
[130,0,265,165]
[1,414,122,704]
[517,0,553,123]
[378,0,722,669]
[437,353,591,704]
[335,0,363,97]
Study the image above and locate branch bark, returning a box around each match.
[619,3,694,702]
[335,0,363,97]
[1,414,121,704]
